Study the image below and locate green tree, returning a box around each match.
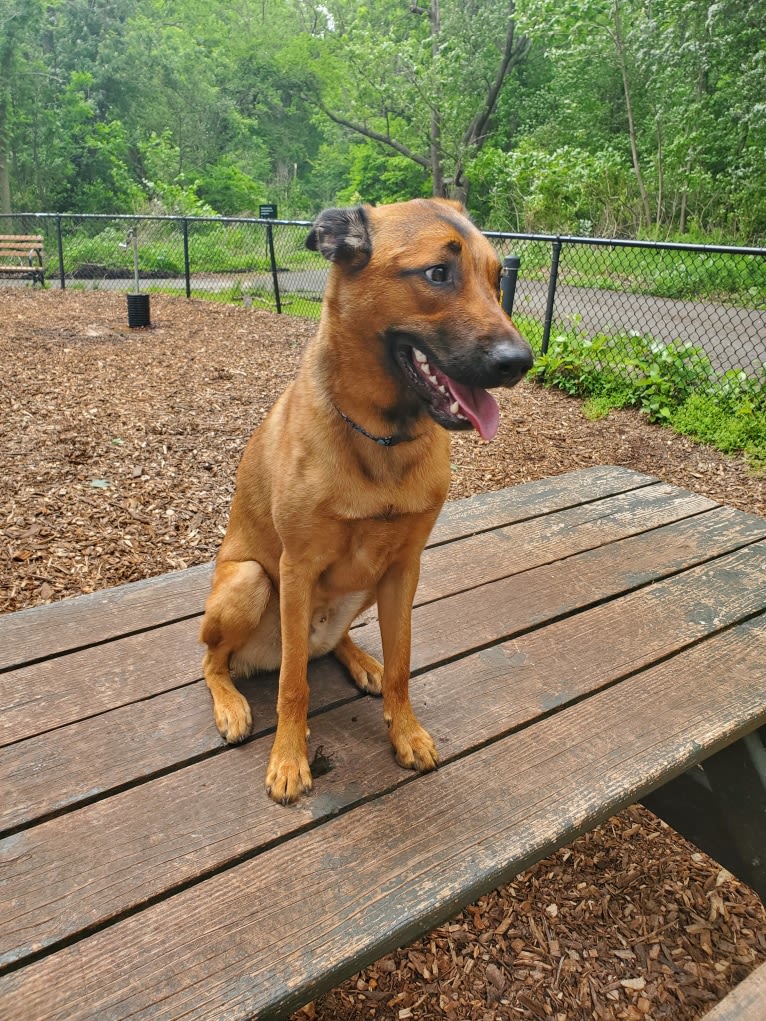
[295,0,531,200]
[0,0,47,212]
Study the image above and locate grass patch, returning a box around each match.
[529,325,766,469]
[37,217,766,306]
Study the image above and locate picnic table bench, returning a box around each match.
[0,234,45,286]
[1,464,764,1019]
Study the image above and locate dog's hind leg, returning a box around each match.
[199,560,273,744]
[333,631,383,695]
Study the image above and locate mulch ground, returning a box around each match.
[2,290,764,1019]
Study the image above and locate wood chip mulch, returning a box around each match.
[2,290,764,1020]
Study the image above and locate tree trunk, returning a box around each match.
[679,151,693,235]
[655,113,663,232]
[429,0,445,197]
[307,2,528,201]
[0,29,15,214]
[0,146,11,215]
[453,2,529,197]
[612,1,651,229]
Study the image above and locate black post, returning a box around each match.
[56,215,66,291]
[541,238,562,355]
[500,255,520,317]
[266,223,282,314]
[182,218,191,298]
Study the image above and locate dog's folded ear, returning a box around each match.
[306,206,372,269]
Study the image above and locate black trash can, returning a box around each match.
[127,293,151,328]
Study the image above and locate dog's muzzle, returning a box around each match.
[392,335,534,441]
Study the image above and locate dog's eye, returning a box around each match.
[425,264,450,284]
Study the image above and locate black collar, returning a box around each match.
[333,405,411,447]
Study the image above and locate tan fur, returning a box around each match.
[199,198,532,804]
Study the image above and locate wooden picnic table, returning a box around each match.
[1,464,765,1019]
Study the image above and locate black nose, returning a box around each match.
[487,339,535,384]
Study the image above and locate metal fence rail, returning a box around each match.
[2,212,765,386]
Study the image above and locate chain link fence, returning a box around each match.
[2,212,765,389]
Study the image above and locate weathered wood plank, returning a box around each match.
[428,464,654,546]
[3,540,765,965]
[0,466,654,672]
[0,656,350,834]
[3,508,760,832]
[2,614,764,1020]
[415,482,714,603]
[3,517,763,833]
[0,616,203,747]
[700,961,766,1020]
[402,506,766,671]
[2,482,706,745]
[0,563,214,673]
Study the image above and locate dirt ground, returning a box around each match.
[2,290,764,1019]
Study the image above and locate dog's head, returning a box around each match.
[306,199,534,440]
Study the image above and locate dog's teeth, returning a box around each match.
[428,375,438,385]
[414,349,428,363]
[450,401,460,414]
[438,385,447,395]
[422,362,431,375]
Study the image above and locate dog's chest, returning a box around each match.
[319,517,405,594]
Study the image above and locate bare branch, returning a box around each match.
[461,3,529,152]
[304,93,430,169]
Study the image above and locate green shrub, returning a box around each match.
[673,391,766,469]
[528,326,766,469]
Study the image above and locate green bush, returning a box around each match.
[528,326,766,469]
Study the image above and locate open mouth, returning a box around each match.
[396,345,500,441]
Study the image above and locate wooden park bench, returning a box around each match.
[0,465,764,1019]
[0,234,45,286]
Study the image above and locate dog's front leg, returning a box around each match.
[377,561,438,772]
[266,554,316,804]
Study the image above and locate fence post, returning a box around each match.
[266,223,282,314]
[182,218,191,298]
[56,215,66,291]
[500,255,520,317]
[541,238,562,355]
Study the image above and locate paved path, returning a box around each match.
[513,280,765,375]
[10,268,764,374]
[255,270,766,374]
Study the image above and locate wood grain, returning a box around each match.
[428,464,654,546]
[0,466,652,672]
[4,506,760,833]
[3,538,765,967]
[699,960,766,1020]
[0,615,203,747]
[2,481,704,746]
[2,614,764,1020]
[403,505,766,670]
[416,481,714,603]
[0,657,352,833]
[0,563,213,672]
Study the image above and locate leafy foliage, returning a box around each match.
[0,0,764,241]
[528,324,766,467]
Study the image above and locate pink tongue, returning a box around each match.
[447,380,500,441]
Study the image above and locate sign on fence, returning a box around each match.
[259,204,278,220]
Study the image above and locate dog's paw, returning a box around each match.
[213,690,253,744]
[266,750,313,805]
[335,640,384,695]
[349,651,384,696]
[389,719,439,773]
[265,735,310,804]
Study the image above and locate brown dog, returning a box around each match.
[199,198,533,804]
